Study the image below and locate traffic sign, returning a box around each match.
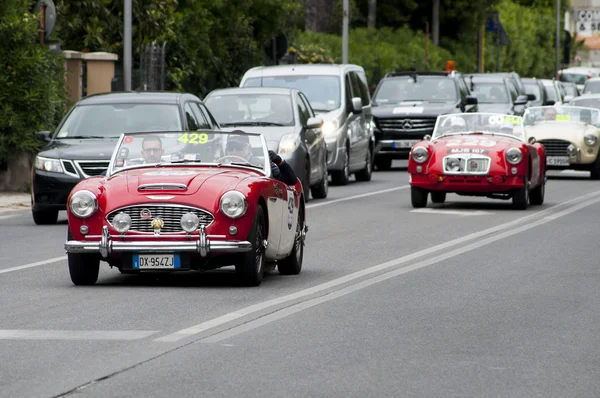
[486,11,499,32]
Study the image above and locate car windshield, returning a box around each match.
[108,131,270,176]
[560,73,589,85]
[523,106,600,126]
[583,81,600,94]
[569,97,600,110]
[204,93,295,127]
[373,76,458,103]
[524,83,542,105]
[56,104,183,139]
[470,82,510,104]
[432,113,525,141]
[243,75,340,112]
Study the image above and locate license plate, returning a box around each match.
[133,254,180,269]
[547,156,570,166]
[392,140,419,149]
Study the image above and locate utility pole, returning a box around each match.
[124,0,132,91]
[432,0,440,46]
[555,0,560,76]
[342,0,349,63]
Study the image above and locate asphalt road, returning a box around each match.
[2,161,600,397]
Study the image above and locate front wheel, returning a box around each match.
[375,157,392,171]
[411,187,428,208]
[355,148,373,182]
[68,253,100,285]
[278,205,305,275]
[590,156,600,180]
[331,145,350,186]
[311,157,329,199]
[235,206,267,287]
[430,191,446,204]
[529,173,545,206]
[512,173,529,210]
[32,209,58,225]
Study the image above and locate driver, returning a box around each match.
[141,136,164,163]
[225,132,298,186]
[450,116,467,132]
[543,107,557,120]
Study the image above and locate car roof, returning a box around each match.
[76,91,198,105]
[585,77,600,82]
[468,75,507,83]
[521,77,542,83]
[205,87,298,97]
[242,64,365,78]
[573,93,600,99]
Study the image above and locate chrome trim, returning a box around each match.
[83,234,227,239]
[65,225,251,257]
[138,183,187,191]
[105,203,215,233]
[74,160,110,178]
[60,159,80,178]
[442,155,492,175]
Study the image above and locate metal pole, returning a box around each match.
[342,0,349,64]
[496,29,500,72]
[432,0,440,46]
[124,0,132,91]
[40,2,46,45]
[556,0,560,76]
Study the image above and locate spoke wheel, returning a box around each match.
[278,205,305,275]
[236,206,266,286]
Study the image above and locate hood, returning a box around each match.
[38,138,119,160]
[476,104,513,114]
[525,122,599,142]
[372,101,458,118]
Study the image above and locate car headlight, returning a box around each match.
[446,157,461,171]
[585,134,597,146]
[278,134,300,155]
[112,212,132,233]
[506,147,523,165]
[219,191,248,219]
[411,146,429,164]
[180,212,199,233]
[34,156,63,173]
[69,190,98,218]
[322,120,339,138]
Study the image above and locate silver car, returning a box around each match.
[204,87,329,200]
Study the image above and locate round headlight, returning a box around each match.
[446,157,460,171]
[411,146,429,164]
[506,147,523,165]
[112,212,132,233]
[69,190,98,218]
[585,134,597,146]
[180,212,199,233]
[219,191,248,219]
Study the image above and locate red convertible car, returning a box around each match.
[64,130,307,286]
[408,113,546,209]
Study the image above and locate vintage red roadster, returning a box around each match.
[407,113,546,210]
[64,130,307,286]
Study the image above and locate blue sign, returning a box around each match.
[486,12,499,32]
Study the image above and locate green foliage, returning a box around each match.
[0,0,66,166]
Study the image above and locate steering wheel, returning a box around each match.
[216,155,249,163]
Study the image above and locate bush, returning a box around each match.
[0,0,67,166]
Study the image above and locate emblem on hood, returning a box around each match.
[151,218,164,235]
[402,119,413,130]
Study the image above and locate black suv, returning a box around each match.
[31,91,219,225]
[371,71,478,170]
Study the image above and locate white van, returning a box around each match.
[240,64,374,185]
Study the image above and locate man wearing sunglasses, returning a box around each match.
[141,136,164,163]
[226,132,298,186]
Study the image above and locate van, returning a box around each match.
[240,64,374,185]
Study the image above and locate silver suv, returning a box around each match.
[240,64,374,185]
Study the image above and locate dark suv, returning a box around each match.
[371,71,478,170]
[31,92,219,225]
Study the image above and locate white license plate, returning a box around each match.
[133,254,180,269]
[547,156,570,166]
[392,140,419,149]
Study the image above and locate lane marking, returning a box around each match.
[410,208,493,216]
[154,189,600,343]
[0,330,159,341]
[306,185,409,209]
[0,256,67,275]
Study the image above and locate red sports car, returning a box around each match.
[64,130,307,286]
[407,113,546,209]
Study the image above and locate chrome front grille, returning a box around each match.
[106,204,214,233]
[75,160,110,177]
[443,156,491,174]
[538,139,570,157]
[376,117,437,136]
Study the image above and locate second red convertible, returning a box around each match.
[408,113,546,209]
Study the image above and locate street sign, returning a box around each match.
[33,0,56,40]
[485,11,499,32]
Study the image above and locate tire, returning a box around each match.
[529,171,546,206]
[278,205,305,275]
[235,205,267,287]
[375,157,392,171]
[430,191,446,204]
[311,157,329,199]
[411,187,428,208]
[590,156,600,180]
[303,159,311,202]
[355,148,373,182]
[512,173,529,210]
[32,209,58,225]
[67,229,101,285]
[331,144,350,186]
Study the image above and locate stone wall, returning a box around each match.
[0,153,33,192]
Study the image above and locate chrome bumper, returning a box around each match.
[64,225,252,258]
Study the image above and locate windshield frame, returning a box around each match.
[106,130,272,177]
[432,113,526,141]
[522,105,600,126]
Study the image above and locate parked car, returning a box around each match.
[467,74,529,115]
[522,77,549,107]
[582,77,600,95]
[569,93,600,109]
[64,130,307,286]
[561,81,580,100]
[471,72,530,99]
[369,70,478,170]
[204,87,329,200]
[557,67,600,92]
[407,113,546,210]
[239,64,374,185]
[541,79,566,105]
[523,105,600,179]
[31,92,219,225]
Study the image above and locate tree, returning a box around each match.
[305,0,334,32]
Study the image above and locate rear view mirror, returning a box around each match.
[515,95,529,105]
[36,131,52,141]
[465,95,478,105]
[527,93,536,101]
[423,134,431,141]
[351,97,363,114]
[546,99,556,105]
[528,136,536,144]
[306,117,323,129]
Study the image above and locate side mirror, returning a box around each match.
[351,97,363,114]
[528,136,536,144]
[305,117,323,129]
[563,95,574,103]
[36,131,52,141]
[527,93,537,101]
[465,95,478,105]
[515,95,529,105]
[423,134,431,141]
[546,99,556,105]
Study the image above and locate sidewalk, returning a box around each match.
[0,192,31,209]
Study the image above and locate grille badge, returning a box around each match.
[402,119,413,129]
[140,209,153,219]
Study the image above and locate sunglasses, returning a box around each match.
[227,142,247,151]
[143,148,162,153]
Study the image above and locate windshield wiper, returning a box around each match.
[229,162,263,169]
[221,122,284,127]
[163,159,203,164]
[64,135,111,139]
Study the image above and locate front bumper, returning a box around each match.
[32,169,81,211]
[374,140,416,159]
[65,225,253,258]
[410,174,525,192]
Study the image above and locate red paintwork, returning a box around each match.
[67,165,303,257]
[408,135,546,193]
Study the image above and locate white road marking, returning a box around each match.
[306,185,409,209]
[411,208,493,216]
[0,330,159,341]
[0,256,67,275]
[154,189,600,343]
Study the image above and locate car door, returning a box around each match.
[296,92,319,184]
[300,92,326,181]
[348,71,369,168]
[276,180,300,257]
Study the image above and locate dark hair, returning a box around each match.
[142,136,162,149]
